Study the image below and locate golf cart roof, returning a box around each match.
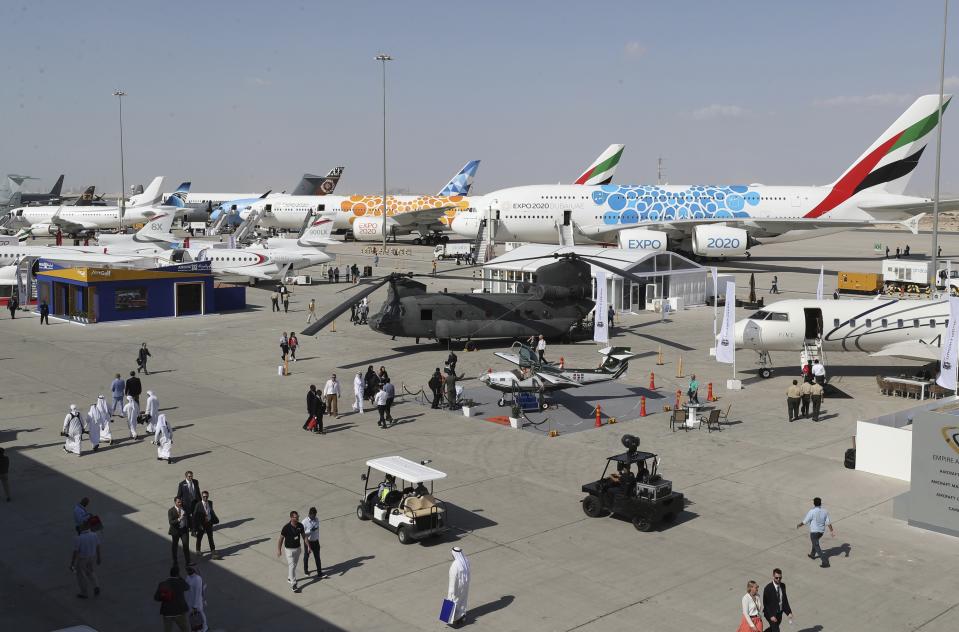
[366,456,447,483]
[608,451,657,464]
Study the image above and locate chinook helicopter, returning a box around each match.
[302,254,624,342]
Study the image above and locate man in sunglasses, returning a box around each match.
[762,568,793,631]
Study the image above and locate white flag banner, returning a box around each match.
[716,281,736,364]
[936,297,959,390]
[593,267,609,344]
[711,267,719,301]
[947,260,952,289]
[816,265,824,300]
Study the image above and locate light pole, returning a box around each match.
[930,0,949,287]
[375,54,392,251]
[113,90,126,233]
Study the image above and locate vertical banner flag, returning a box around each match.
[594,268,609,344]
[716,281,736,364]
[947,260,953,290]
[711,266,719,336]
[816,265,824,300]
[936,297,959,391]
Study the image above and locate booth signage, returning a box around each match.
[908,410,959,538]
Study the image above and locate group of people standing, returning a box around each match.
[326,263,360,283]
[786,360,826,422]
[270,285,291,313]
[280,332,300,362]
[302,374,344,434]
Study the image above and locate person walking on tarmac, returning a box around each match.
[786,380,802,422]
[445,369,458,410]
[271,290,280,312]
[800,380,813,419]
[7,294,18,319]
[810,381,824,422]
[445,351,458,376]
[137,343,152,375]
[428,368,443,409]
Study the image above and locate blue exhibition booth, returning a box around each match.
[35,260,246,323]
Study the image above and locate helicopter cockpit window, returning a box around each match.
[420,309,432,321]
[749,310,770,320]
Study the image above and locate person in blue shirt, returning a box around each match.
[796,497,834,567]
[687,375,700,405]
[73,497,92,534]
[110,374,125,416]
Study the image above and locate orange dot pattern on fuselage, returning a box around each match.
[341,195,470,225]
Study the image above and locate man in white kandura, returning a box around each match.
[446,546,471,626]
[62,405,84,457]
[154,413,174,464]
[86,404,101,452]
[96,395,112,444]
[185,564,208,632]
[352,372,365,414]
[145,390,159,433]
[123,395,140,440]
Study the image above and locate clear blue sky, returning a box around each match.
[1,0,956,195]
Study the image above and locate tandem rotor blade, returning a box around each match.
[301,277,392,336]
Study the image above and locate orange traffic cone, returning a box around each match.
[640,396,647,417]
[649,371,656,390]
[594,404,602,428]
[707,382,715,402]
[559,357,565,369]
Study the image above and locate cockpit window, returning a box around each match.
[767,312,789,321]
[749,310,769,320]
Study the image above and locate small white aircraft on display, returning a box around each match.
[480,342,638,407]
[734,298,949,377]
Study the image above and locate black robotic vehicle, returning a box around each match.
[580,434,685,531]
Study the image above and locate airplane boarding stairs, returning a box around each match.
[208,211,233,235]
[232,207,265,244]
[473,218,498,264]
[557,222,575,246]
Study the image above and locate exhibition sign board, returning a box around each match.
[909,405,959,538]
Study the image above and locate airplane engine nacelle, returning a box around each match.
[691,225,749,257]
[31,223,57,236]
[617,229,668,252]
[351,217,397,241]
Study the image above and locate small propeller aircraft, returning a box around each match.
[480,342,639,408]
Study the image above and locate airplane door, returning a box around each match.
[743,320,763,347]
[563,210,572,226]
[803,307,823,340]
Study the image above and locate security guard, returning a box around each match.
[786,380,802,422]
[810,381,824,422]
[800,380,813,418]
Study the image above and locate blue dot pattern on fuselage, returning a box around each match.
[591,184,759,224]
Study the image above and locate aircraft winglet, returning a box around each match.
[901,213,924,235]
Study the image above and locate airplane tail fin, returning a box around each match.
[291,167,344,196]
[574,144,625,185]
[160,182,191,208]
[130,183,144,196]
[806,95,951,218]
[130,177,164,207]
[48,175,65,197]
[597,346,638,377]
[438,160,481,196]
[297,216,336,247]
[133,210,178,242]
[74,186,96,206]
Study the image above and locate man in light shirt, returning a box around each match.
[302,506,322,577]
[536,335,546,363]
[797,496,834,567]
[71,520,101,598]
[324,374,341,418]
[811,359,826,385]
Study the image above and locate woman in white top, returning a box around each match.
[738,580,764,631]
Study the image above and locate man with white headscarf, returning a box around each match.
[445,546,471,625]
[96,395,112,444]
[123,395,140,440]
[352,372,365,414]
[145,391,159,433]
[62,405,84,456]
[154,413,173,464]
[185,564,208,632]
[86,404,101,452]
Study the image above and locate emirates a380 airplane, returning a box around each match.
[451,95,955,257]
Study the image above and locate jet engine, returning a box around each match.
[617,229,668,252]
[351,216,397,241]
[691,225,749,257]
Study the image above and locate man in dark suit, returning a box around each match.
[168,497,191,566]
[762,568,793,631]
[125,371,143,406]
[303,385,320,433]
[192,490,220,559]
[176,471,201,516]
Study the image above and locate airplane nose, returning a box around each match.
[450,214,470,237]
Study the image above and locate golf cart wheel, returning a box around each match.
[413,237,422,245]
[356,504,370,521]
[541,402,549,410]
[632,514,654,532]
[760,368,772,379]
[397,525,413,545]
[582,495,604,518]
[498,398,506,407]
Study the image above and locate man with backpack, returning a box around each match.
[154,566,190,631]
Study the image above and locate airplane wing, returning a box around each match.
[535,372,581,387]
[219,267,279,280]
[493,351,522,366]
[858,198,959,217]
[49,217,99,233]
[869,341,941,362]
[391,206,458,228]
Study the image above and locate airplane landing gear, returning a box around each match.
[757,351,772,378]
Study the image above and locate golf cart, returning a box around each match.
[580,434,684,531]
[356,456,449,544]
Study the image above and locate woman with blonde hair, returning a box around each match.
[738,580,764,631]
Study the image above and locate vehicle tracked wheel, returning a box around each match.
[760,368,772,379]
[397,525,413,544]
[632,514,654,532]
[356,504,369,521]
[582,495,604,518]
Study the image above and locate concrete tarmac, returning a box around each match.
[1,229,958,631]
